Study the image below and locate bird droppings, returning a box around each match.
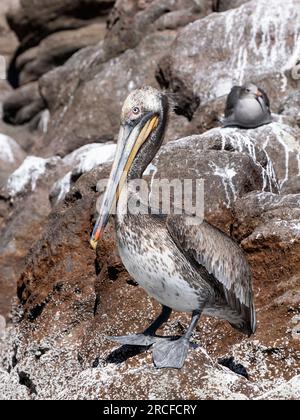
[211,163,237,206]
[166,0,300,104]
[63,143,116,174]
[6,156,60,198]
[50,143,117,204]
[0,134,17,163]
[0,133,25,164]
[37,110,51,134]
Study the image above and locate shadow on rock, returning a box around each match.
[106,344,151,365]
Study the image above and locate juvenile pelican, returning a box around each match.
[91,86,256,369]
[223,83,272,128]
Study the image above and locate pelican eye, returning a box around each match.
[132,107,140,115]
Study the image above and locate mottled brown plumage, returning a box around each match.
[91,86,256,368]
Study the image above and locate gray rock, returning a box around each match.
[39,31,177,157]
[279,91,300,128]
[158,0,300,117]
[152,126,278,234]
[3,82,45,125]
[280,176,300,195]
[7,0,114,49]
[16,23,107,86]
[233,191,300,295]
[0,0,19,65]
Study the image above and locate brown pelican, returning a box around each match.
[91,86,256,369]
[223,83,272,129]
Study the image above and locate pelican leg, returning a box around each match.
[106,306,172,347]
[152,310,202,369]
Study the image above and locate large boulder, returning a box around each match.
[35,0,213,157]
[3,82,45,125]
[0,155,61,318]
[158,0,300,117]
[16,23,107,86]
[0,158,298,399]
[234,192,300,288]
[207,123,300,191]
[39,31,178,157]
[1,0,299,401]
[105,0,210,57]
[7,0,114,49]
[0,0,19,65]
[152,126,278,233]
[0,142,117,318]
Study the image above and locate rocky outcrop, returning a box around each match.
[3,0,210,155]
[0,159,298,399]
[0,0,19,66]
[158,0,300,117]
[7,0,114,50]
[36,0,212,156]
[0,155,61,317]
[39,31,177,157]
[3,82,45,125]
[15,23,107,86]
[0,141,116,318]
[152,126,278,233]
[234,192,300,287]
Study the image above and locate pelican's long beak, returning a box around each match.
[90,113,159,250]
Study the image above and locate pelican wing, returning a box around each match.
[167,215,256,334]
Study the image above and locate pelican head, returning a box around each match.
[90,86,169,250]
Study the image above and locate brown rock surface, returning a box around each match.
[7,0,114,49]
[0,155,61,318]
[39,31,177,157]
[0,163,298,399]
[3,81,45,125]
[281,176,300,195]
[16,23,107,86]
[34,0,212,156]
[0,0,19,65]
[152,127,278,234]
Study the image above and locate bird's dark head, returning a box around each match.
[90,86,169,250]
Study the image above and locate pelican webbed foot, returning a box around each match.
[106,305,172,347]
[153,309,202,369]
[152,336,191,369]
[106,334,158,347]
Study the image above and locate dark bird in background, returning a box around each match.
[91,86,256,369]
[223,83,272,129]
